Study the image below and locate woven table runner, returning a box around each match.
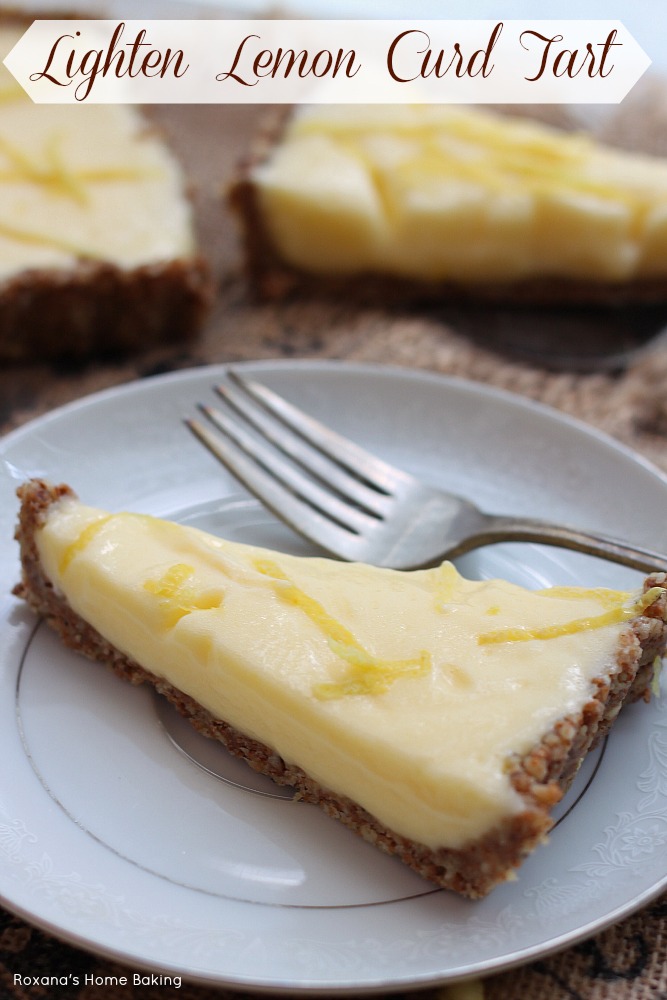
[2,99,667,1000]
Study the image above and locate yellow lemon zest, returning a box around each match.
[254,557,358,647]
[479,587,665,645]
[0,132,151,199]
[314,641,430,700]
[295,110,642,207]
[254,557,431,699]
[433,561,461,611]
[535,586,632,609]
[0,220,107,258]
[144,563,223,629]
[0,132,152,254]
[0,134,86,201]
[59,516,112,575]
[636,586,666,614]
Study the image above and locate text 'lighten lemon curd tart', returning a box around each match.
[0,16,211,360]
[230,104,667,304]
[14,479,667,898]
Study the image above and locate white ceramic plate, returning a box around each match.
[1,359,666,995]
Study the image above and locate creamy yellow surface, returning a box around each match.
[253,105,667,282]
[36,498,650,850]
[0,27,195,279]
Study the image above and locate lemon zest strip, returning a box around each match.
[254,557,431,699]
[479,587,665,645]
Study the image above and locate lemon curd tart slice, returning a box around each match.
[0,16,211,360]
[14,479,667,898]
[230,104,667,304]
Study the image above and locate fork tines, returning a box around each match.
[185,371,405,559]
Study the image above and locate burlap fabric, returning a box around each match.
[2,97,667,1000]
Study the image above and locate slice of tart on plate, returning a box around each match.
[13,478,667,898]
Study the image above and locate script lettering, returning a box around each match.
[28,22,188,100]
[387,23,503,82]
[216,33,360,86]
[521,27,621,80]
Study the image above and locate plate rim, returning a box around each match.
[3,357,667,492]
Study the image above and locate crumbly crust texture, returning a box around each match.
[13,479,667,898]
[0,257,212,361]
[228,110,667,307]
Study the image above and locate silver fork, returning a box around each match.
[186,371,667,573]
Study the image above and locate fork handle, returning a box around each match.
[468,516,667,575]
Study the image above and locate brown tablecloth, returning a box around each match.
[2,99,667,1000]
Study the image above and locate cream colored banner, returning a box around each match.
[2,19,651,104]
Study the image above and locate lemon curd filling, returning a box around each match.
[0,26,195,279]
[252,105,667,282]
[35,498,659,850]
